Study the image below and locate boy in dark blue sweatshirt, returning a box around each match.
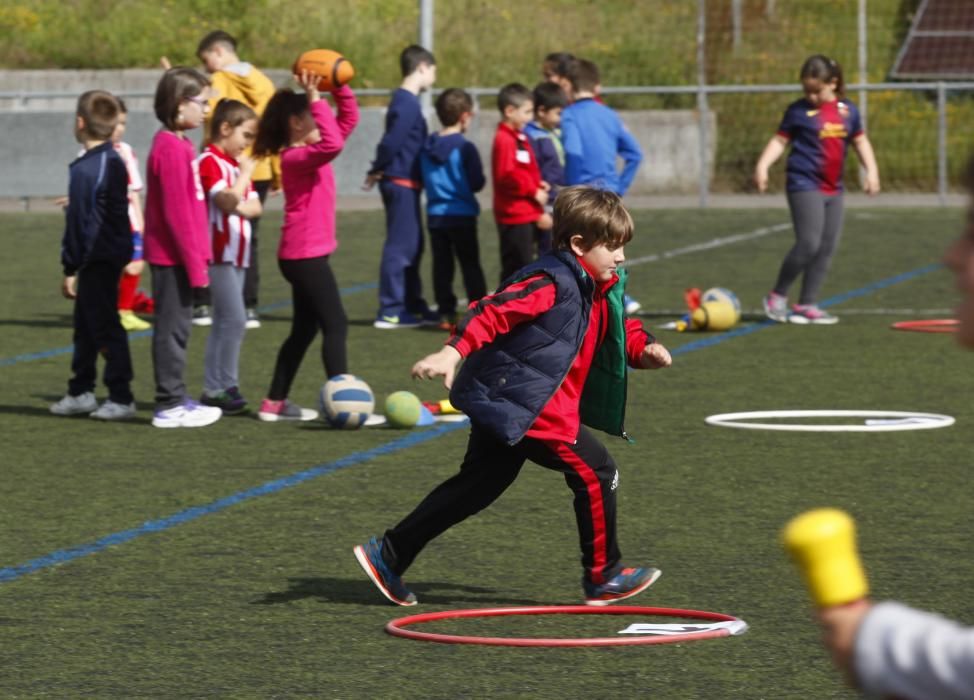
[365,45,437,329]
[419,88,487,328]
[524,81,569,254]
[51,90,136,420]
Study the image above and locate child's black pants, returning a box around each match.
[382,422,623,585]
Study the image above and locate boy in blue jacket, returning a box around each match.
[419,88,487,328]
[51,91,136,420]
[561,58,642,195]
[354,186,672,607]
[365,44,437,329]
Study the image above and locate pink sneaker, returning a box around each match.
[762,291,789,322]
[257,398,318,422]
[788,304,839,325]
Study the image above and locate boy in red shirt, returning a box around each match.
[354,186,672,607]
[491,83,552,281]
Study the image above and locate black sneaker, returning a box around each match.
[192,305,213,327]
[583,566,661,606]
[200,387,248,415]
[353,536,417,606]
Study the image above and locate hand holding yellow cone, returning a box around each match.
[782,508,869,608]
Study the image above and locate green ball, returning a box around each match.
[385,391,422,428]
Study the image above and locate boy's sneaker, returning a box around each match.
[353,536,417,606]
[788,304,839,325]
[201,387,248,415]
[192,305,213,327]
[50,392,97,416]
[437,312,459,332]
[583,566,662,606]
[119,310,151,332]
[373,312,422,330]
[418,309,443,327]
[152,399,222,428]
[245,308,261,330]
[90,400,137,421]
[257,398,318,422]
[623,294,642,315]
[762,291,789,322]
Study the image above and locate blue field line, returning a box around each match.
[0,262,945,584]
[0,419,466,583]
[0,280,379,369]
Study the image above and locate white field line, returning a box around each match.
[624,222,792,268]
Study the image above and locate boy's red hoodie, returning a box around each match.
[491,122,543,225]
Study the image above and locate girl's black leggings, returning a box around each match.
[268,255,348,400]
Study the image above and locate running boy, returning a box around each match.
[492,83,551,281]
[51,91,136,421]
[561,59,642,196]
[419,88,488,329]
[354,185,673,607]
[366,44,437,329]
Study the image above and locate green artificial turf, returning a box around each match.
[1,205,972,698]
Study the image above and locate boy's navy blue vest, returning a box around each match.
[450,250,632,445]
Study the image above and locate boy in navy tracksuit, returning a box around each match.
[354,186,673,607]
[524,81,569,253]
[419,88,487,328]
[51,91,136,420]
[365,45,437,329]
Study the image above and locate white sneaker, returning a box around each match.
[91,400,137,421]
[50,391,97,415]
[152,399,222,428]
[623,294,642,315]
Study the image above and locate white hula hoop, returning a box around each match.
[705,410,955,432]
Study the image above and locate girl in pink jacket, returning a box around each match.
[252,70,359,422]
[143,68,222,429]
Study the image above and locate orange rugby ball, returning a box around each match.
[293,49,355,91]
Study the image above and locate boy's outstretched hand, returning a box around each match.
[412,345,463,389]
[640,342,672,369]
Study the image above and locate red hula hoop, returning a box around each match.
[890,319,958,333]
[385,605,746,647]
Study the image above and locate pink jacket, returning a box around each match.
[143,130,211,287]
[278,85,360,260]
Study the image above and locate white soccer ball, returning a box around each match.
[319,374,374,429]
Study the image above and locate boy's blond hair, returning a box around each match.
[76,90,120,140]
[552,186,634,251]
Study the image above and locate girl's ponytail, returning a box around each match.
[800,54,845,98]
[253,88,309,158]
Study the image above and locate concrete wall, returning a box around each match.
[0,70,715,198]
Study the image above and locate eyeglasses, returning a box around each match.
[185,95,208,107]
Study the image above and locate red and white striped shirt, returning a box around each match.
[198,144,256,267]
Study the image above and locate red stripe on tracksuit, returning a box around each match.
[553,440,609,583]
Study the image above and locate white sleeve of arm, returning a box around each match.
[854,601,974,700]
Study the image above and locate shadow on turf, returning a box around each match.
[0,313,73,328]
[253,576,546,607]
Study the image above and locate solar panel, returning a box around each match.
[890,0,974,79]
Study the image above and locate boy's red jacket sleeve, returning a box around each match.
[447,274,556,357]
[624,317,655,367]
